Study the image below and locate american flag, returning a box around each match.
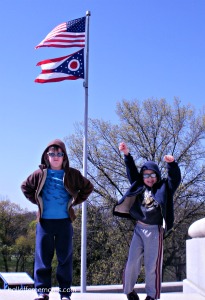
[35,17,86,49]
[35,48,84,83]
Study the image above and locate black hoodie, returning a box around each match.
[113,153,181,232]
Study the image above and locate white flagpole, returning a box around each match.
[81,10,90,293]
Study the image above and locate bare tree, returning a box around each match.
[65,98,205,282]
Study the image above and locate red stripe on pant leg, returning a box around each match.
[154,226,163,299]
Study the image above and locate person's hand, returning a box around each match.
[69,205,77,222]
[119,142,129,155]
[164,155,175,163]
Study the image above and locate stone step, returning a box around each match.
[0,290,204,300]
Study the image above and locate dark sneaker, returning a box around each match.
[34,294,49,300]
[145,296,155,300]
[127,290,140,300]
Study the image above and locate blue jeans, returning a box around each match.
[34,218,73,298]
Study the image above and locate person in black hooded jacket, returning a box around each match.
[113,142,181,300]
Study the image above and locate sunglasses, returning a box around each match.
[143,173,157,179]
[47,152,64,157]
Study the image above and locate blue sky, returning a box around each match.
[0,0,205,211]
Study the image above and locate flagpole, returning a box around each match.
[81,10,90,293]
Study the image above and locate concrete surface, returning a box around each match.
[183,238,205,296]
[63,282,183,293]
[0,290,205,300]
[188,218,205,238]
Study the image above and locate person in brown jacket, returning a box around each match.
[21,139,93,300]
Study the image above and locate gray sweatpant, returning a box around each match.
[123,222,164,299]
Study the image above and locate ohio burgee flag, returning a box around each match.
[35,48,84,83]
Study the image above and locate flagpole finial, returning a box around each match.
[86,11,91,16]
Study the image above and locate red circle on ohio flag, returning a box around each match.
[68,59,80,71]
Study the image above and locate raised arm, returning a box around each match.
[119,142,140,184]
[164,155,181,193]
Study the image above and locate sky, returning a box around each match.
[0,0,205,212]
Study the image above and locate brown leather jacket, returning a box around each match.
[21,139,94,222]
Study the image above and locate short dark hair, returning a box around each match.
[48,145,63,152]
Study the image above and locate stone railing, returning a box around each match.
[183,217,205,297]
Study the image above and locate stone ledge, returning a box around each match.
[183,279,205,297]
[0,290,204,300]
